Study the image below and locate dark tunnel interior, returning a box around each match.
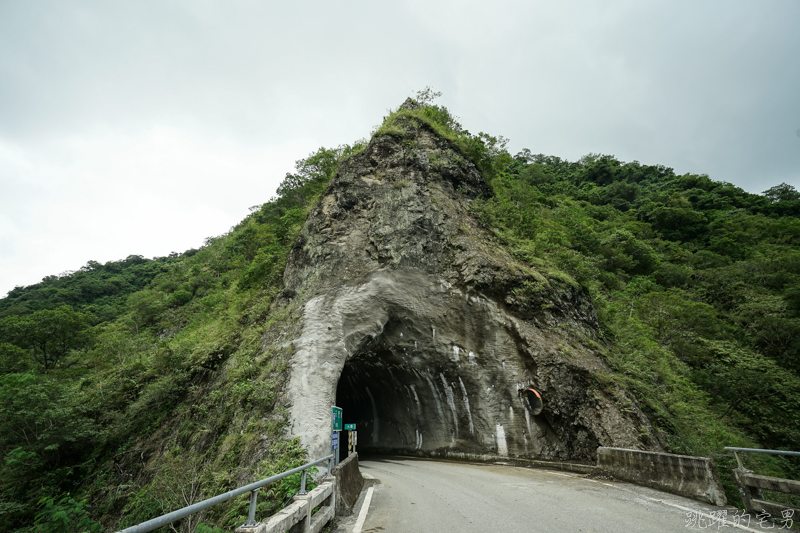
[334,332,464,461]
[335,338,413,461]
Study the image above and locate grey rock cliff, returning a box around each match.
[280,106,661,462]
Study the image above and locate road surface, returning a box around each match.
[333,457,780,533]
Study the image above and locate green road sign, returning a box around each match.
[332,406,343,431]
[344,423,356,430]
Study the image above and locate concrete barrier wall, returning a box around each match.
[597,447,727,506]
[331,453,364,516]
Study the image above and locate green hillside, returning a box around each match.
[1,93,798,531]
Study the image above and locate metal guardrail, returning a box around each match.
[725,447,800,458]
[115,454,335,533]
[724,447,800,519]
[724,447,800,469]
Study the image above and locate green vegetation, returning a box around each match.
[1,90,798,529]
[0,306,94,372]
[373,88,511,183]
[0,255,180,323]
[0,143,363,532]
[472,151,800,504]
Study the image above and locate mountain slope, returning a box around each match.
[1,95,798,531]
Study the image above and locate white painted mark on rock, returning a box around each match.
[458,377,475,435]
[524,408,533,437]
[496,424,508,456]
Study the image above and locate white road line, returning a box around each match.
[352,486,374,533]
[575,476,766,532]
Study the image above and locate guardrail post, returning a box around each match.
[244,488,260,527]
[733,468,758,513]
[327,456,333,476]
[299,469,308,496]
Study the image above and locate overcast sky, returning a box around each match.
[1,0,799,297]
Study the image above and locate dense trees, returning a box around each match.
[0,255,177,323]
[0,306,94,371]
[475,146,800,488]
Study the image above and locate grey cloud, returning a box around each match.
[1,0,799,295]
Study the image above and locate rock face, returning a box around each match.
[282,101,660,462]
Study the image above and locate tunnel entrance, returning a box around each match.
[334,320,485,460]
[335,335,426,460]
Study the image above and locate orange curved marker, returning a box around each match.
[524,388,543,415]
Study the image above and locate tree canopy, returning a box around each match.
[0,306,94,371]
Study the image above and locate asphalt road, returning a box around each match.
[334,457,780,533]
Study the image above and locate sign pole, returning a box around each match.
[344,423,356,457]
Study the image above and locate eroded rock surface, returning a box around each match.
[281,104,661,462]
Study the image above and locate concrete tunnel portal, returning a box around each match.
[286,271,565,463]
